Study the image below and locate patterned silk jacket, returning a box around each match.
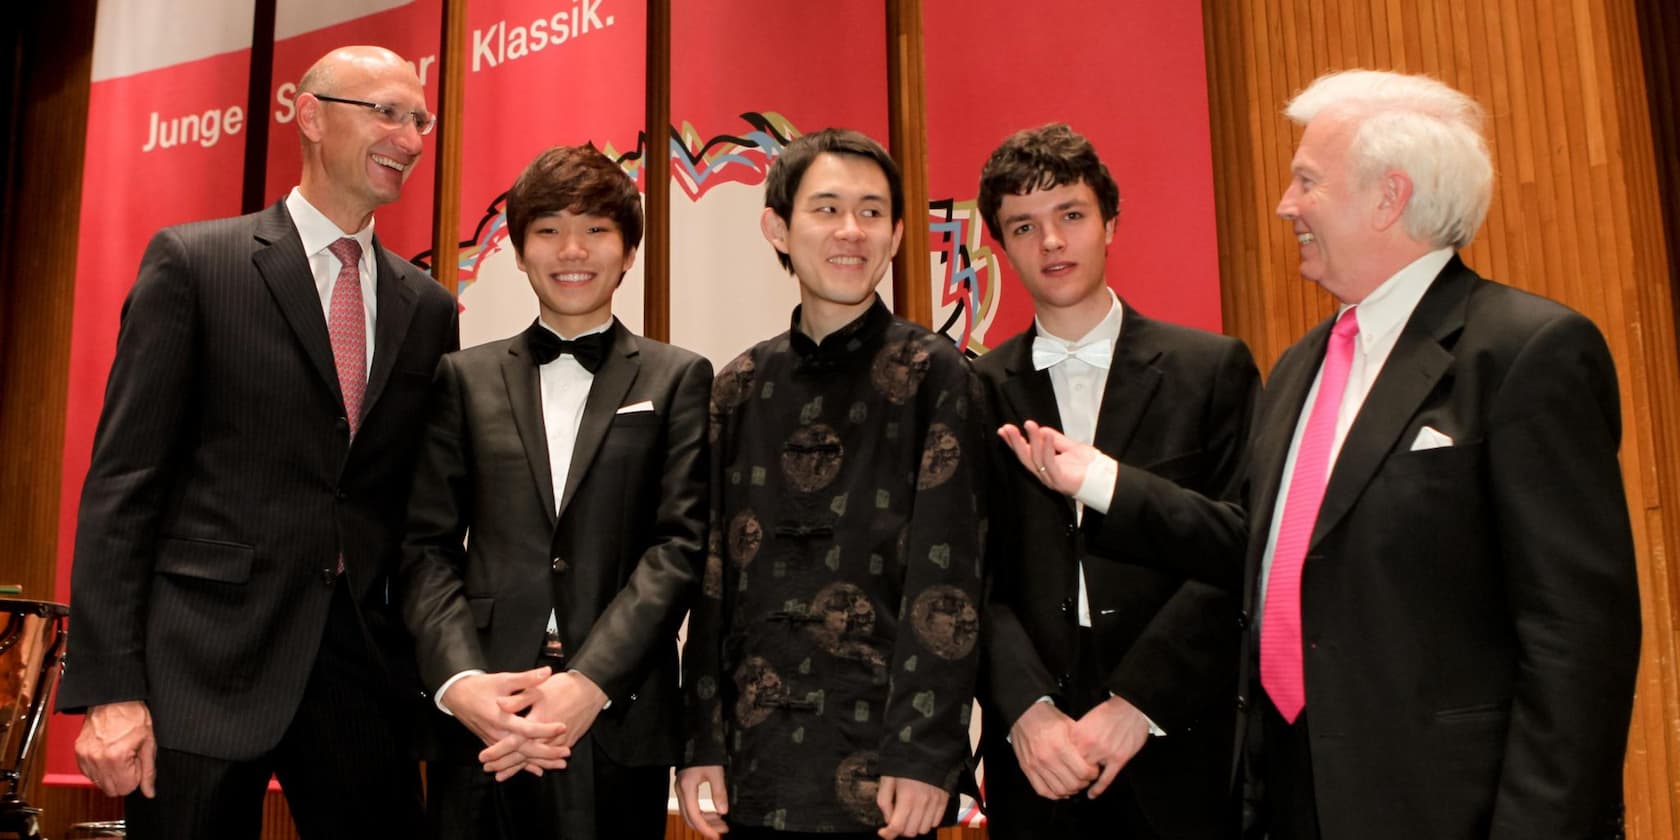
[683,298,989,833]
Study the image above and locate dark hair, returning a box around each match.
[763,128,903,272]
[506,144,643,256]
[977,123,1120,242]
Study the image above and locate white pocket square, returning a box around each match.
[1410,425,1453,451]
[616,400,655,415]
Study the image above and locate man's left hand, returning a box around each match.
[876,775,947,839]
[1069,695,1151,798]
[511,670,608,751]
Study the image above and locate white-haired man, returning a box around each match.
[1234,69,1641,839]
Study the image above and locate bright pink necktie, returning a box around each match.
[1261,307,1359,723]
[326,238,367,437]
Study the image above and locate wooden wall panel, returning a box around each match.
[1202,0,1680,836]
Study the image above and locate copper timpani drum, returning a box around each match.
[0,597,69,840]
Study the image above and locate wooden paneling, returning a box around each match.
[1202,0,1680,836]
[427,0,466,293]
[0,3,92,604]
[887,0,933,327]
[642,0,671,342]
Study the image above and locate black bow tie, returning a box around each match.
[526,323,609,373]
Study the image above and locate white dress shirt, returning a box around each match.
[435,318,612,715]
[1029,292,1164,736]
[1035,291,1124,628]
[1254,248,1455,620]
[285,187,376,375]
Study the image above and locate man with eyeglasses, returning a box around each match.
[58,45,456,840]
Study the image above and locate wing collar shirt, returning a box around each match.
[286,187,376,375]
[1255,247,1455,619]
[1033,289,1123,628]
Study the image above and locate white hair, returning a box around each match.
[1286,70,1493,249]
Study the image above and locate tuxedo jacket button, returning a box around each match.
[551,556,566,573]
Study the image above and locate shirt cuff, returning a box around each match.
[434,669,485,716]
[1073,452,1118,514]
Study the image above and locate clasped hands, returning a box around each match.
[1009,695,1151,801]
[441,666,608,780]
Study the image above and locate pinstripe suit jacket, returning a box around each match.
[57,200,458,761]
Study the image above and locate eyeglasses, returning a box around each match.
[310,94,438,135]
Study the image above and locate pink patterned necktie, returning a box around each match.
[1260,307,1359,723]
[326,238,367,437]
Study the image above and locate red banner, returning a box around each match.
[666,0,889,366]
[922,0,1221,355]
[451,0,647,348]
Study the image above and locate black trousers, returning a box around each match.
[426,738,670,840]
[123,580,423,839]
[1252,690,1322,840]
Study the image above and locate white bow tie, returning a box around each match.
[1031,336,1113,371]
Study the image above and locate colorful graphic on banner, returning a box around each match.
[447,0,647,349]
[49,0,445,784]
[668,1,890,368]
[923,0,1222,355]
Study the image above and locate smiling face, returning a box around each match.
[996,179,1116,336]
[517,210,636,337]
[1276,112,1391,304]
[762,152,904,338]
[297,48,428,232]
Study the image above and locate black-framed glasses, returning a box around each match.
[310,94,437,135]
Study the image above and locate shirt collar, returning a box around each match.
[789,295,893,360]
[1341,248,1454,354]
[535,317,614,341]
[1034,288,1124,347]
[286,186,375,264]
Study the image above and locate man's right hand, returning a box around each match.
[1009,700,1100,799]
[675,764,730,840]
[75,700,156,798]
[439,667,569,779]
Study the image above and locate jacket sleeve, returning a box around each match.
[1485,313,1640,838]
[58,228,199,712]
[397,353,487,695]
[1085,338,1257,591]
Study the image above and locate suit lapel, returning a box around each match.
[997,326,1065,432]
[251,202,339,401]
[362,235,420,424]
[1311,261,1469,546]
[556,321,639,520]
[502,332,558,526]
[1091,305,1163,460]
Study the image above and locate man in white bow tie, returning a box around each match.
[971,123,1260,840]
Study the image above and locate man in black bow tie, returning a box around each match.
[972,123,1259,840]
[400,144,712,839]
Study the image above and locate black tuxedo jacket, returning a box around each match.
[975,305,1258,838]
[1239,257,1641,839]
[58,201,459,760]
[400,320,710,768]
